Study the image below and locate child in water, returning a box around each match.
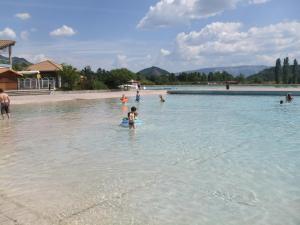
[286,93,293,102]
[120,94,128,103]
[159,95,165,102]
[136,90,140,102]
[128,106,138,129]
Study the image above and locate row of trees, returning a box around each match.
[59,65,138,90]
[59,64,243,90]
[144,71,241,84]
[275,57,299,84]
[59,57,300,90]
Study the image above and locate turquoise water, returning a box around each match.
[0,95,300,225]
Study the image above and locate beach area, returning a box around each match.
[8,86,300,105]
[10,89,167,105]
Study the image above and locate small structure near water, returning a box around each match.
[0,40,23,90]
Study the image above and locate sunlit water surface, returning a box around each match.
[0,95,300,225]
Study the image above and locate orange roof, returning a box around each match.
[26,60,62,72]
[0,68,22,77]
[0,40,16,49]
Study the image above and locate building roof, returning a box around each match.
[26,60,62,72]
[0,68,22,77]
[0,40,16,50]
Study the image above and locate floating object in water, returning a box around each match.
[120,98,128,103]
[120,118,142,127]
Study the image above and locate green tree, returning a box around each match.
[274,58,281,84]
[292,59,299,84]
[282,57,290,84]
[235,74,245,83]
[104,68,136,88]
[59,64,81,90]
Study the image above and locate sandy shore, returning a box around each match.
[11,90,167,105]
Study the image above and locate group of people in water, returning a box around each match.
[121,90,165,129]
[280,93,293,104]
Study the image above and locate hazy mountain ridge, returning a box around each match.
[185,65,269,77]
[138,66,170,77]
[0,55,32,66]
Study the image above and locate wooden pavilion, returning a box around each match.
[26,60,63,88]
[0,40,23,90]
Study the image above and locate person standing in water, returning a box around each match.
[286,93,293,102]
[159,95,165,102]
[136,90,140,102]
[0,89,11,119]
[128,106,138,129]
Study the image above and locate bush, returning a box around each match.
[92,80,108,90]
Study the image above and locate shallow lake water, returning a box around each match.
[0,94,300,225]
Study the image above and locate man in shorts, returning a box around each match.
[0,88,11,119]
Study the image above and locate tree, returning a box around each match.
[59,64,81,90]
[274,58,281,84]
[104,68,136,88]
[292,59,299,84]
[282,57,290,84]
[235,74,245,83]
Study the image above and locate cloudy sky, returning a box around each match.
[0,0,299,72]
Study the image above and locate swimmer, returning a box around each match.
[159,95,165,102]
[128,106,138,129]
[280,100,284,104]
[120,94,128,103]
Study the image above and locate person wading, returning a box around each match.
[0,89,11,119]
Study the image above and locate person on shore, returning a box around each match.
[286,93,293,102]
[226,82,230,90]
[0,88,11,119]
[136,90,140,102]
[128,106,138,129]
[159,95,165,102]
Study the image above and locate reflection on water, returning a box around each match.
[0,95,300,225]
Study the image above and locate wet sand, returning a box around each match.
[11,90,167,105]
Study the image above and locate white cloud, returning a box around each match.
[160,48,171,56]
[0,27,17,39]
[15,13,31,20]
[113,54,128,68]
[16,53,50,64]
[174,21,300,66]
[20,31,29,40]
[50,25,76,37]
[32,54,49,63]
[249,0,270,4]
[137,0,270,28]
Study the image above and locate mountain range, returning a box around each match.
[138,66,170,77]
[138,65,269,77]
[185,65,269,77]
[0,55,32,66]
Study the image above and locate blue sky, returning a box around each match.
[0,0,299,72]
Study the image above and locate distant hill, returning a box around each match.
[247,65,300,83]
[138,66,170,77]
[0,55,32,66]
[185,65,269,77]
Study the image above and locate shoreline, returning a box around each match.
[10,90,167,105]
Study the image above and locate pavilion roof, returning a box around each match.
[0,68,23,77]
[26,60,62,72]
[0,40,16,50]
